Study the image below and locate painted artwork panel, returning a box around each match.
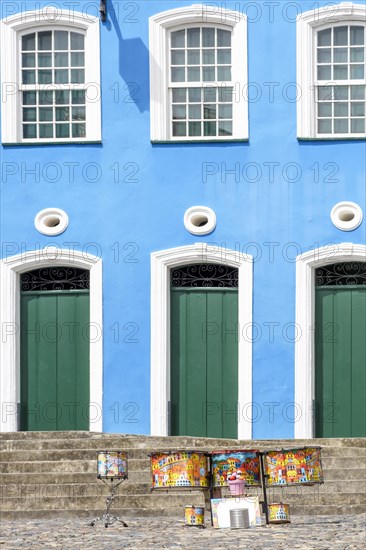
[211,496,262,528]
[211,450,261,487]
[265,447,323,485]
[150,451,210,488]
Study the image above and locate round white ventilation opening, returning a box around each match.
[34,208,69,236]
[330,202,363,231]
[184,206,216,235]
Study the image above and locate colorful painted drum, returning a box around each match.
[211,450,261,487]
[268,503,290,524]
[184,505,205,527]
[97,451,128,479]
[150,451,210,489]
[265,447,323,486]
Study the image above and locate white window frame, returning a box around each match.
[297,2,366,139]
[0,8,101,144]
[150,243,253,439]
[149,5,248,142]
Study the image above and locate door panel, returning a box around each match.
[171,289,238,438]
[20,291,89,431]
[315,287,366,437]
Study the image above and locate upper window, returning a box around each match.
[0,8,101,144]
[297,3,366,139]
[149,5,247,142]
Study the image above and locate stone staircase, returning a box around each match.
[0,432,365,520]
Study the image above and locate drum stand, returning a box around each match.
[90,478,128,528]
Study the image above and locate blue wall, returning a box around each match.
[1,0,365,438]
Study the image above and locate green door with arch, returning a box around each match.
[20,267,90,431]
[315,262,366,437]
[170,264,238,438]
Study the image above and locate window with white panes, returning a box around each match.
[316,25,365,136]
[170,27,234,139]
[21,29,86,140]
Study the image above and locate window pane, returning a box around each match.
[204,87,217,102]
[217,29,231,47]
[187,67,200,82]
[56,107,69,121]
[219,104,232,119]
[318,86,333,100]
[334,26,348,46]
[204,104,216,119]
[318,65,331,80]
[189,88,201,102]
[39,90,53,105]
[22,33,35,51]
[171,50,185,65]
[351,102,365,116]
[54,53,68,67]
[318,103,332,117]
[318,29,331,46]
[351,118,365,132]
[217,49,231,64]
[202,67,215,81]
[56,124,70,138]
[217,67,231,81]
[333,65,348,79]
[334,103,348,116]
[203,50,215,65]
[189,105,201,119]
[334,119,348,133]
[38,31,52,50]
[22,54,35,68]
[189,121,201,136]
[350,26,364,45]
[70,32,84,50]
[218,86,233,102]
[187,28,200,47]
[22,70,35,85]
[334,48,348,62]
[38,70,52,84]
[23,108,36,122]
[172,121,186,136]
[71,69,85,84]
[23,91,37,105]
[39,107,53,121]
[23,124,37,139]
[38,53,52,67]
[350,47,364,62]
[317,49,331,63]
[172,88,186,102]
[39,124,53,138]
[72,106,86,121]
[318,119,332,133]
[72,90,85,104]
[71,52,84,67]
[187,50,200,65]
[172,105,186,120]
[334,86,348,100]
[218,121,232,136]
[72,123,86,137]
[54,31,68,50]
[55,69,69,84]
[204,121,216,136]
[202,28,215,47]
[350,65,364,79]
[171,30,185,48]
[351,85,365,100]
[56,90,70,105]
[171,67,185,82]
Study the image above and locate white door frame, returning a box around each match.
[0,248,103,432]
[151,243,253,439]
[294,242,366,438]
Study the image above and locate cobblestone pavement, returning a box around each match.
[0,514,365,549]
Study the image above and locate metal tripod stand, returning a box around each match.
[90,477,128,528]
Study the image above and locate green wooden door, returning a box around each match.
[20,291,90,431]
[170,288,238,438]
[315,286,366,437]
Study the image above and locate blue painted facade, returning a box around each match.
[1,0,365,438]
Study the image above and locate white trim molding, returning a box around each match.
[294,242,366,438]
[0,248,103,432]
[296,2,366,139]
[151,243,253,439]
[0,8,101,144]
[149,4,248,142]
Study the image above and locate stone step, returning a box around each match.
[0,471,150,484]
[0,458,146,474]
[0,481,151,498]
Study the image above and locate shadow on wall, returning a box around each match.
[106,0,150,113]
